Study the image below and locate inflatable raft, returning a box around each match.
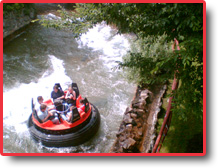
[27,83,100,147]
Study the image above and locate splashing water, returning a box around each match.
[3,16,135,153]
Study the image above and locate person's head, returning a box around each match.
[37,96,44,104]
[40,104,47,112]
[80,99,84,104]
[68,85,73,93]
[53,85,59,93]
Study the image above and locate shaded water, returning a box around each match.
[3,14,135,153]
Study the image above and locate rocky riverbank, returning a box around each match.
[3,6,36,39]
[110,84,167,153]
[3,3,75,42]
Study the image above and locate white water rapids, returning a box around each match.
[3,17,135,153]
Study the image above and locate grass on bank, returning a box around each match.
[156,81,203,153]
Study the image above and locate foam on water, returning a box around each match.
[3,20,135,153]
[77,23,130,70]
[3,55,72,133]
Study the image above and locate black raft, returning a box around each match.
[27,83,101,147]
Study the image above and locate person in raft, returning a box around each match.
[61,86,77,122]
[51,84,65,101]
[39,103,60,124]
[65,85,76,108]
[35,96,44,113]
[61,99,85,122]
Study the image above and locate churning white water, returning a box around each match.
[3,16,135,153]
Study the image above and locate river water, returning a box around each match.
[3,13,136,153]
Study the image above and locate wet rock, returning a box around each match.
[116,131,126,141]
[117,147,124,153]
[132,120,137,126]
[126,124,133,132]
[125,107,134,114]
[123,138,136,149]
[131,126,143,141]
[136,122,142,128]
[138,127,143,136]
[130,112,137,119]
[123,114,133,124]
[135,111,144,118]
[111,84,166,153]
[124,107,130,114]
[132,102,143,109]
[140,91,149,98]
[110,84,168,153]
[131,97,139,105]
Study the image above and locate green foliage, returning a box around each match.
[172,37,203,121]
[40,3,203,121]
[119,34,175,86]
[3,3,34,15]
[39,5,92,38]
[3,3,24,12]
[71,3,202,40]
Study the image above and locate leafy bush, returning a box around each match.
[3,3,34,15]
[119,34,174,86]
